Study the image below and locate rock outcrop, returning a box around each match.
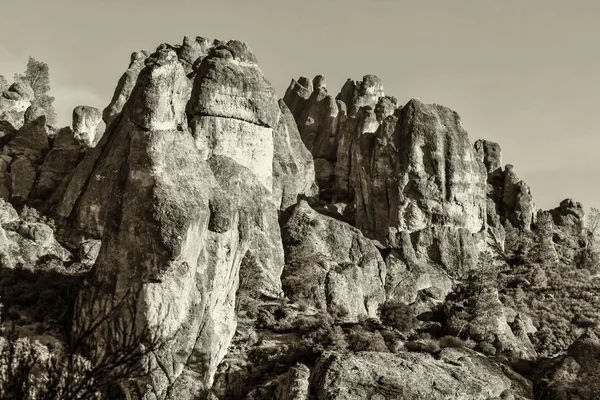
[0,82,35,129]
[102,51,149,126]
[476,140,536,231]
[281,200,386,320]
[355,99,487,245]
[53,39,304,398]
[0,199,71,269]
[312,350,533,399]
[532,331,600,399]
[72,105,102,146]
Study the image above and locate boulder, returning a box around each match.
[72,105,102,146]
[312,350,533,399]
[23,104,46,125]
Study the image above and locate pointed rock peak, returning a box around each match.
[130,50,149,65]
[360,74,384,95]
[313,75,327,91]
[178,35,212,68]
[474,139,502,173]
[145,46,179,66]
[127,48,190,131]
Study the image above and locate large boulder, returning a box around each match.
[312,350,533,399]
[0,82,34,129]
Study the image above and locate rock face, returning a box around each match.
[312,350,532,400]
[281,201,386,320]
[63,47,240,398]
[54,39,299,398]
[72,105,102,146]
[102,51,149,126]
[0,82,34,129]
[476,140,536,231]
[0,111,89,205]
[285,78,489,280]
[0,115,50,203]
[355,99,487,244]
[0,199,71,269]
[272,100,316,210]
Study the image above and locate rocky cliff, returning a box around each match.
[0,35,595,400]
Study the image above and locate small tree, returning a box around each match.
[15,57,57,125]
[378,300,418,332]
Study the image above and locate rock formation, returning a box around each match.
[311,350,532,400]
[0,34,596,400]
[0,82,35,129]
[72,105,102,146]
[281,200,386,320]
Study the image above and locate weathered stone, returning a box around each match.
[474,139,502,175]
[23,104,46,125]
[72,105,102,146]
[177,35,212,75]
[187,41,279,128]
[102,51,148,126]
[272,100,316,210]
[532,331,600,399]
[0,201,71,269]
[312,350,532,400]
[5,114,49,157]
[10,157,37,201]
[281,201,386,321]
[0,82,34,129]
[355,99,488,245]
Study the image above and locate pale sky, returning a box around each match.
[1,0,599,211]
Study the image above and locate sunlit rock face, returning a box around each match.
[355,98,487,244]
[50,37,315,398]
[280,200,386,321]
[72,105,102,146]
[102,51,149,126]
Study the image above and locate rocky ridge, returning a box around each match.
[0,35,595,400]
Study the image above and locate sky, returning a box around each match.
[1,0,599,211]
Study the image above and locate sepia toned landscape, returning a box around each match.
[1,2,599,399]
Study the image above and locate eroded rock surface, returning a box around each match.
[0,82,34,129]
[72,105,102,146]
[281,201,386,320]
[312,350,533,400]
